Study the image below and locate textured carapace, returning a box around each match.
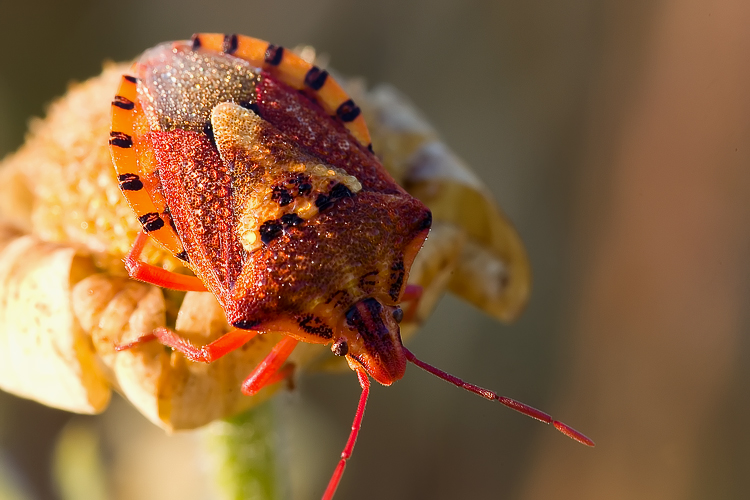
[110,34,432,386]
[110,34,592,500]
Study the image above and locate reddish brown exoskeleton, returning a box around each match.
[109,33,594,499]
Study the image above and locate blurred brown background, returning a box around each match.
[1,1,749,499]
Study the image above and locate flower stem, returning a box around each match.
[203,401,286,500]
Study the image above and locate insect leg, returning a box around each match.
[322,369,370,500]
[241,336,299,396]
[124,231,206,291]
[400,284,423,323]
[260,362,296,388]
[116,327,259,364]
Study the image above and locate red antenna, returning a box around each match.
[322,369,370,500]
[402,347,595,446]
[322,348,594,500]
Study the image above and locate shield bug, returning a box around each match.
[109,33,594,499]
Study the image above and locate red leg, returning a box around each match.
[116,327,259,364]
[262,362,296,388]
[400,284,423,323]
[322,369,370,500]
[125,231,206,291]
[241,337,299,396]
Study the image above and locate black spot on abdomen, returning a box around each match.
[109,131,133,148]
[265,44,284,66]
[222,34,239,54]
[336,99,361,122]
[112,95,135,110]
[190,34,202,50]
[138,212,165,233]
[117,173,143,191]
[304,66,328,91]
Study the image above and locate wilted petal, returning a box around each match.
[354,84,531,322]
[0,233,110,413]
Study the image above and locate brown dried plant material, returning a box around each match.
[0,57,529,429]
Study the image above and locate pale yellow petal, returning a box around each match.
[0,235,110,413]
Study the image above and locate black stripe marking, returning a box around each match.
[367,143,374,153]
[175,250,189,262]
[325,289,350,309]
[304,66,328,91]
[190,34,202,50]
[117,173,143,191]
[222,34,238,54]
[264,44,284,66]
[123,75,138,84]
[112,95,135,110]
[389,260,406,301]
[336,99,361,122]
[359,270,379,288]
[298,314,333,339]
[364,297,384,322]
[138,212,165,232]
[109,131,133,148]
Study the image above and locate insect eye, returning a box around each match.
[392,307,404,323]
[331,338,349,356]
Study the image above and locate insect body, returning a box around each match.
[110,33,593,499]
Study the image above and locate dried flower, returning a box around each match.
[0,60,529,432]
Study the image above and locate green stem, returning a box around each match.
[203,401,286,500]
